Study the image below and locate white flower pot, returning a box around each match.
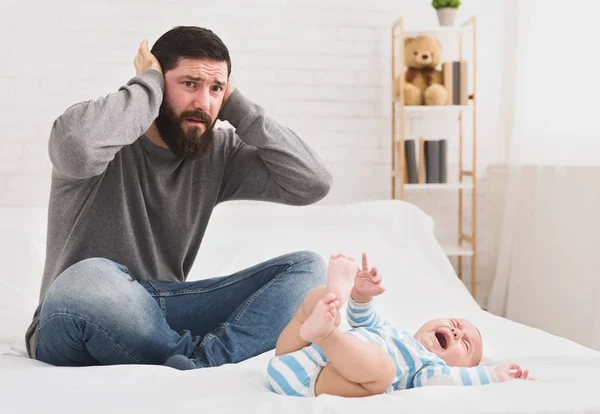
[437,8,457,27]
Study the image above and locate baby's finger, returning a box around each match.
[370,266,378,276]
[362,253,368,271]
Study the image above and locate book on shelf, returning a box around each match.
[404,140,418,184]
[442,61,468,105]
[404,138,448,184]
[439,139,447,183]
[424,140,440,183]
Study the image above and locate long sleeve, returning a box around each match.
[346,297,390,328]
[413,363,498,387]
[48,69,164,180]
[216,89,332,206]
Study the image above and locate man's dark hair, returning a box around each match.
[151,26,231,76]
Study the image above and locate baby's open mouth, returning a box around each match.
[435,331,449,350]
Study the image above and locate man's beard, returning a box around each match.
[154,102,215,160]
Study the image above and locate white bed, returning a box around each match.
[1,200,599,413]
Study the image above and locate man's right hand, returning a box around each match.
[134,40,163,77]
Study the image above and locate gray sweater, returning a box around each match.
[25,69,332,359]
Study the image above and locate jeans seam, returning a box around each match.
[159,296,167,319]
[147,280,160,294]
[162,261,296,297]
[199,261,295,347]
[230,269,285,325]
[37,312,144,364]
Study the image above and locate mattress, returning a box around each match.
[1,200,599,413]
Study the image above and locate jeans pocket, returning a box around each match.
[116,263,130,274]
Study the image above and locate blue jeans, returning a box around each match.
[36,251,326,367]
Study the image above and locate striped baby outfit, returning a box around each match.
[267,297,498,396]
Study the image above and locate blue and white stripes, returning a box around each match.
[267,345,328,397]
[346,296,387,328]
[346,297,425,390]
[413,363,497,386]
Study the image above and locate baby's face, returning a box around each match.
[414,318,483,367]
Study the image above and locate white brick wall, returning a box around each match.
[1,0,512,304]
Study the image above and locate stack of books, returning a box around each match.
[403,138,447,184]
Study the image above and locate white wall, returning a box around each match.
[0,0,512,302]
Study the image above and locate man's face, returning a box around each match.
[155,57,228,159]
[414,318,483,367]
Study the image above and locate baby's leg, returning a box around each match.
[275,285,340,356]
[315,365,375,397]
[275,254,354,356]
[313,328,396,397]
[300,297,396,397]
[326,253,357,306]
[271,291,394,398]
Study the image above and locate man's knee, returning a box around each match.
[40,257,140,321]
[287,250,327,286]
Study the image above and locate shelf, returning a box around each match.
[403,183,473,190]
[394,103,472,112]
[393,104,473,119]
[405,105,471,112]
[442,245,474,257]
[402,27,470,36]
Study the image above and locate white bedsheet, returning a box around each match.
[1,200,599,413]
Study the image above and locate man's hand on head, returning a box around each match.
[134,40,163,77]
[223,76,236,103]
[218,76,236,120]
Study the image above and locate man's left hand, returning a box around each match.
[224,76,236,103]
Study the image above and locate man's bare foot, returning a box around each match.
[326,254,358,306]
[299,293,339,343]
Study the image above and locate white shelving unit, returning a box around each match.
[390,16,478,298]
[394,101,472,110]
[442,245,475,257]
[403,26,471,35]
[404,183,474,190]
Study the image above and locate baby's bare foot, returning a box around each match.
[299,293,339,343]
[326,254,357,306]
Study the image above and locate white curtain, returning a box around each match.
[487,0,600,350]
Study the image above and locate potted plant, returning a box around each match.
[432,0,461,27]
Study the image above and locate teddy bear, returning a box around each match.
[397,35,448,105]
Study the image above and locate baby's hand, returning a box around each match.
[494,363,534,382]
[351,253,385,303]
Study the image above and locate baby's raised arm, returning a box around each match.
[347,253,390,328]
[350,253,385,303]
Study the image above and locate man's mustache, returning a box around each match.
[181,111,213,125]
